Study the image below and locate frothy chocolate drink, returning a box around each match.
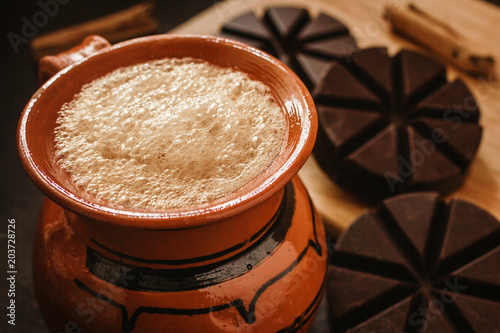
[54,58,285,210]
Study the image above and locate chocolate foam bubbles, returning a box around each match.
[54,58,285,210]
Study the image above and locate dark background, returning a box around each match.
[0,1,329,332]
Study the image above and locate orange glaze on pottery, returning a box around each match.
[18,34,327,332]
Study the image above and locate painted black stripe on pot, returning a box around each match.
[85,182,295,292]
[307,193,323,256]
[89,183,289,266]
[75,187,326,332]
[76,245,324,332]
[75,272,325,333]
[278,275,327,333]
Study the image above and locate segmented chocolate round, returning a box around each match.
[219,7,358,90]
[313,47,482,202]
[328,192,500,332]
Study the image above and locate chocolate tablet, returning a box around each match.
[313,47,482,202]
[327,192,500,332]
[219,7,358,90]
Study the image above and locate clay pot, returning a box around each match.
[18,34,326,332]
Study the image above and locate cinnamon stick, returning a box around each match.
[30,2,159,61]
[385,3,495,76]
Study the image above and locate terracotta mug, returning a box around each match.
[18,34,327,332]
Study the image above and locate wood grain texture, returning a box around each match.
[171,0,500,234]
[30,2,158,60]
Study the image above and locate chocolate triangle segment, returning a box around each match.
[336,212,409,267]
[347,296,414,333]
[406,127,462,193]
[294,52,332,89]
[451,246,500,287]
[314,62,383,110]
[350,47,393,98]
[218,32,274,55]
[264,7,309,45]
[347,124,399,176]
[413,79,480,121]
[411,118,482,168]
[327,266,412,319]
[421,294,458,333]
[297,13,349,42]
[317,105,385,155]
[438,198,500,264]
[382,193,441,259]
[301,34,357,60]
[222,12,272,41]
[453,294,500,332]
[397,50,447,109]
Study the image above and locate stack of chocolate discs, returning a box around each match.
[220,7,482,203]
[219,7,497,333]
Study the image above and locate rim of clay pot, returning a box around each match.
[17,34,317,229]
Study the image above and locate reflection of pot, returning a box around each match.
[18,34,326,332]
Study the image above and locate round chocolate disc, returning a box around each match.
[219,7,358,90]
[328,192,500,332]
[313,47,482,202]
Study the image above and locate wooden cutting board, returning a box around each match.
[171,0,500,235]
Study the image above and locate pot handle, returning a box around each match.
[38,35,111,85]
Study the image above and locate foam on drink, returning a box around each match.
[54,58,285,210]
